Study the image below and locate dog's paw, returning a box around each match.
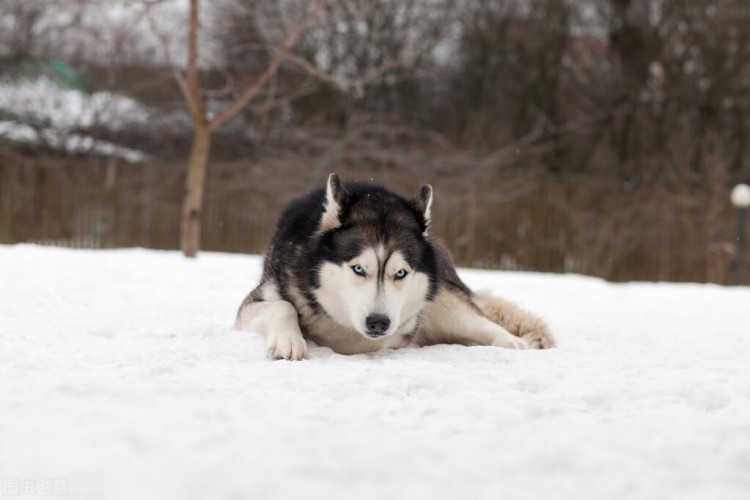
[524,334,555,349]
[493,331,529,350]
[521,327,556,350]
[267,331,307,360]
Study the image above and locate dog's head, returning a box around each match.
[311,173,438,340]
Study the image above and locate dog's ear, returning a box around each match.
[320,173,346,232]
[413,184,433,235]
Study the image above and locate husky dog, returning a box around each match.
[235,174,554,359]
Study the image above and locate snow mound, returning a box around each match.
[0,78,150,131]
[0,78,150,162]
[1,245,749,500]
[0,121,148,163]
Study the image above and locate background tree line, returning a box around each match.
[1,0,749,282]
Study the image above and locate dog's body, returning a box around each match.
[236,174,554,359]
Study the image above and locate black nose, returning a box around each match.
[365,314,391,336]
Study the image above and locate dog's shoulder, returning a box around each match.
[428,237,473,299]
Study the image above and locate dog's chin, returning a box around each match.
[354,325,395,340]
[358,329,390,340]
[356,316,417,339]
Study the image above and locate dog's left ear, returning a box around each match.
[320,173,347,232]
[413,184,433,235]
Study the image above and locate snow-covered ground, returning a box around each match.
[1,244,749,500]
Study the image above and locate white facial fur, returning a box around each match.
[315,248,430,339]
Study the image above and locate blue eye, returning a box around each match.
[352,264,366,277]
[394,269,408,280]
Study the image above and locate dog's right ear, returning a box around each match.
[320,173,346,232]
[413,184,433,236]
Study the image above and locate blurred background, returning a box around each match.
[1,0,749,283]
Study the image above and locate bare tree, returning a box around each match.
[147,0,444,256]
[148,0,323,257]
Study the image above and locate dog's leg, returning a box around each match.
[472,291,555,349]
[235,299,307,360]
[418,290,528,349]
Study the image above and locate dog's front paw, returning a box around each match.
[267,331,307,360]
[524,333,555,349]
[493,331,528,350]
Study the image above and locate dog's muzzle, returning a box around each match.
[365,313,391,337]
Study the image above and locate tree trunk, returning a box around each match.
[180,121,212,257]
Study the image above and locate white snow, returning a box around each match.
[1,244,749,500]
[0,121,148,164]
[0,78,150,132]
[0,78,150,162]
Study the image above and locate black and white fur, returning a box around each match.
[236,174,554,359]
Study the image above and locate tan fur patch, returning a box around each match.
[319,173,344,232]
[319,199,341,232]
[416,287,531,349]
[472,290,556,349]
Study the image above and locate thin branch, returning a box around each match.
[209,1,323,130]
[283,53,347,89]
[143,4,195,115]
[284,53,405,93]
[186,0,206,123]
